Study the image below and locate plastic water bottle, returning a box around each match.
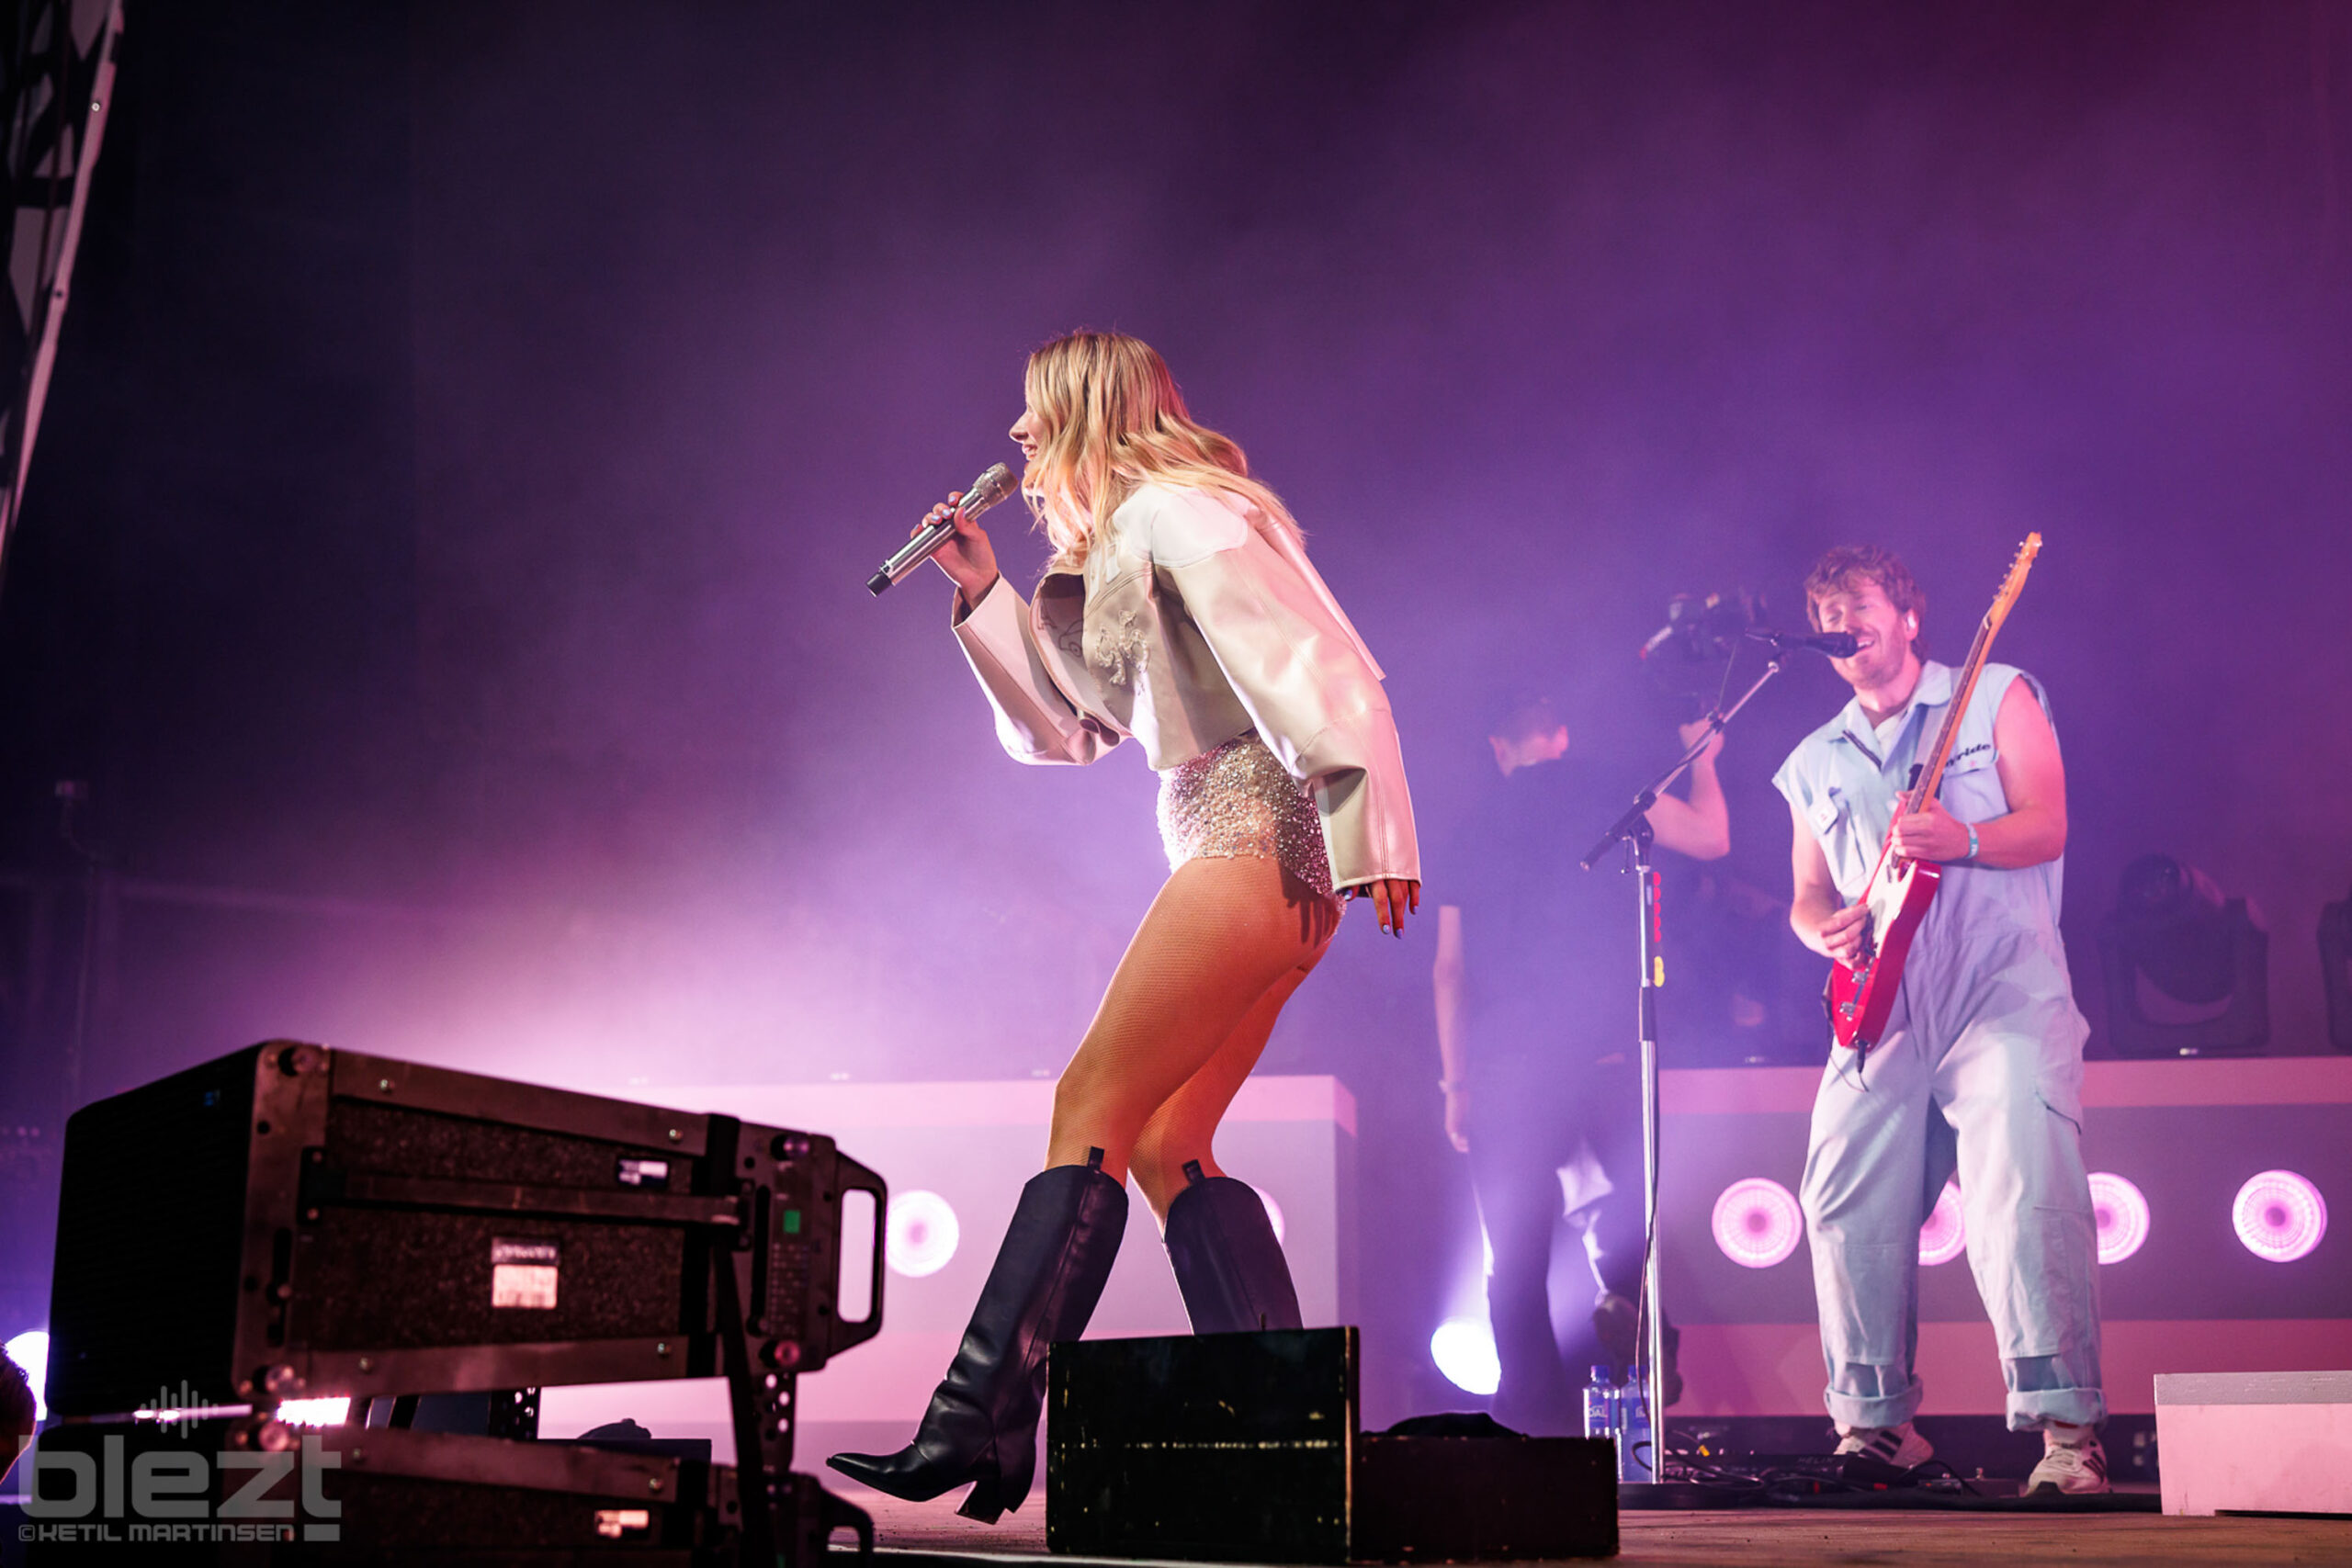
[1615,1384,1655,1483]
[1580,1364,1618,1442]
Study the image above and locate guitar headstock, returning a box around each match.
[1982,532,2041,635]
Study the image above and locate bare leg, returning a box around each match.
[830,854,1337,1514]
[1128,964,1317,1222]
[1047,855,1339,1182]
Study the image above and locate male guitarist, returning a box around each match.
[1772,545,2107,1495]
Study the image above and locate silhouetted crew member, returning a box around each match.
[1431,695,1725,1432]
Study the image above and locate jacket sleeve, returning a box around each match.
[950,577,1122,766]
[1148,495,1419,892]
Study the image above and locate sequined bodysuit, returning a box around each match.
[1156,734,1335,900]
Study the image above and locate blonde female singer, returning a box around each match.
[831,333,1419,1521]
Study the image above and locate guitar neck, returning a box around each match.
[1910,613,1998,810]
[1851,534,2039,902]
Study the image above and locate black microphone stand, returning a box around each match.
[1576,646,1790,1487]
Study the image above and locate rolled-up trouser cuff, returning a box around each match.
[2007,1388,2105,1431]
[2005,1351,2106,1431]
[1825,1363,1922,1432]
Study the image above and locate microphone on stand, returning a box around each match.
[1639,591,1755,661]
[866,462,1020,595]
[1638,593,1711,660]
[1744,626,1860,658]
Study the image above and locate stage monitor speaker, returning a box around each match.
[48,1042,883,1419]
[20,1413,873,1563]
[1047,1327,1616,1562]
[43,1041,887,1563]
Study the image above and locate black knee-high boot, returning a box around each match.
[1161,1161,1303,1335]
[827,1157,1126,1522]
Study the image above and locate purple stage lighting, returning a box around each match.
[2089,1171,2151,1265]
[1256,1184,1287,1246]
[2232,1170,2328,1263]
[885,1190,960,1278]
[1712,1178,1802,1269]
[5,1329,45,1425]
[1430,1316,1501,1396]
[1918,1179,1967,1267]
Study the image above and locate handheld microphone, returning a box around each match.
[1745,626,1860,658]
[867,462,1020,595]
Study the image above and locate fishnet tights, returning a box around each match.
[1046,854,1341,1219]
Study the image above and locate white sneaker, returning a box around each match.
[2026,1426,2110,1495]
[1834,1420,1934,1470]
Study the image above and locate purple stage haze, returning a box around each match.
[1,0,2347,1418]
[385,0,2345,1082]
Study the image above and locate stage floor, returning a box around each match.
[832,1482,2352,1566]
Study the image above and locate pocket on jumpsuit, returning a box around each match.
[2008,932,2089,1130]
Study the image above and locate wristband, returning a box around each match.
[1964,822,1980,863]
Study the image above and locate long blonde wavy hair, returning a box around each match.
[1019,332,1298,570]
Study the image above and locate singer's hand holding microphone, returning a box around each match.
[915,491,1001,608]
[867,462,1019,604]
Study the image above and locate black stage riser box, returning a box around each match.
[1047,1328,1617,1562]
[46,1043,883,1430]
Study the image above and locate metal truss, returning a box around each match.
[0,0,120,589]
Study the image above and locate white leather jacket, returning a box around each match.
[951,482,1419,894]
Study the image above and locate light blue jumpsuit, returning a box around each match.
[1773,660,2103,1433]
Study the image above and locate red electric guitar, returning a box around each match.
[1826,534,2041,1053]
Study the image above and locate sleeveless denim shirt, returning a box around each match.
[1771,660,2064,955]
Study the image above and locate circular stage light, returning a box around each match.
[2088,1172,2150,1265]
[4,1329,47,1424]
[1918,1180,1967,1267]
[886,1190,961,1278]
[1711,1178,1803,1269]
[2233,1170,2327,1263]
[1430,1316,1500,1396]
[1254,1185,1286,1246]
